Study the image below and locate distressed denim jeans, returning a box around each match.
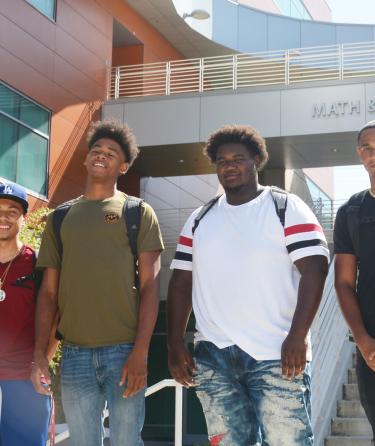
[194,341,313,446]
[61,343,145,446]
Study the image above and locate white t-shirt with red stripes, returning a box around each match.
[170,186,329,360]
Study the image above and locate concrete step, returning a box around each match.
[325,436,373,446]
[331,417,372,436]
[348,367,357,384]
[343,383,360,401]
[338,400,366,418]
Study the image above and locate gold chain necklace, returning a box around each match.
[0,246,23,302]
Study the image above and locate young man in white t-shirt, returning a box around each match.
[167,125,329,446]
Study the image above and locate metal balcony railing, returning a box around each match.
[109,41,375,99]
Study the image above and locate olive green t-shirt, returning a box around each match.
[37,192,164,347]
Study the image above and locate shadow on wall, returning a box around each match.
[41,101,102,210]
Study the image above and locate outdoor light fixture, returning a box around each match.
[183,9,210,20]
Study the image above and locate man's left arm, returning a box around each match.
[119,250,161,397]
[281,255,328,379]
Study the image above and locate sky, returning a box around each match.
[326,0,375,25]
[320,1,375,199]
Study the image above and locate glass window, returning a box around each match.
[306,177,333,230]
[274,0,312,20]
[0,82,50,196]
[25,0,56,20]
[0,83,49,134]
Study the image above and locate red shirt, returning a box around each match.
[0,246,37,380]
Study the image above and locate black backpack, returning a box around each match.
[52,196,143,289]
[345,189,368,258]
[192,186,288,234]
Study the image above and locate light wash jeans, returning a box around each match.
[194,341,313,446]
[61,343,145,446]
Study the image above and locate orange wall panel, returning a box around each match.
[57,0,112,62]
[303,0,332,21]
[0,0,56,51]
[1,0,181,210]
[112,45,144,66]
[97,0,183,63]
[63,0,113,39]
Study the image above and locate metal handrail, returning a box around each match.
[108,41,375,99]
[53,379,183,445]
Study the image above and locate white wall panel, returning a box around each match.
[200,90,281,140]
[123,97,201,146]
[365,82,375,123]
[281,84,366,136]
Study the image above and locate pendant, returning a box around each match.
[0,289,6,302]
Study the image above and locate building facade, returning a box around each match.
[1,0,373,444]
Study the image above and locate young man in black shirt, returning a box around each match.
[334,120,375,442]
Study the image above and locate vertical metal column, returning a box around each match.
[199,58,204,92]
[339,44,344,81]
[285,50,290,85]
[114,66,120,99]
[166,62,171,95]
[233,54,238,90]
[174,384,183,446]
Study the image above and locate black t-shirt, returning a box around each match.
[334,192,375,337]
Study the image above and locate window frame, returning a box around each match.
[24,0,57,22]
[0,81,51,199]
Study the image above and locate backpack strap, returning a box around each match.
[192,187,288,234]
[270,186,288,227]
[192,195,222,235]
[13,248,43,291]
[123,196,143,290]
[52,200,75,256]
[346,189,368,258]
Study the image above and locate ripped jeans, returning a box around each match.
[194,341,313,446]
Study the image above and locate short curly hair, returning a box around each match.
[86,119,140,166]
[203,125,269,170]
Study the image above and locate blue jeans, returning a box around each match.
[194,341,313,446]
[61,343,145,446]
[0,379,51,446]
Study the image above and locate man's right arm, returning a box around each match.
[31,267,60,395]
[335,254,375,371]
[167,269,196,387]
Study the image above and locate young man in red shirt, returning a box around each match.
[0,181,54,446]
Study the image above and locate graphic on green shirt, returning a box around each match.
[37,191,164,347]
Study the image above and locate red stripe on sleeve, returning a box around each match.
[179,235,193,247]
[284,223,323,237]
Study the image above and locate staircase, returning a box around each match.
[325,355,373,445]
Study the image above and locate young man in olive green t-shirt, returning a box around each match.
[31,120,164,446]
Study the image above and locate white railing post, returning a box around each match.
[114,66,120,99]
[339,44,344,80]
[199,58,204,92]
[233,54,238,90]
[174,384,183,446]
[166,62,171,95]
[285,50,290,85]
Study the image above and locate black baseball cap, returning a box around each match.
[0,181,29,213]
